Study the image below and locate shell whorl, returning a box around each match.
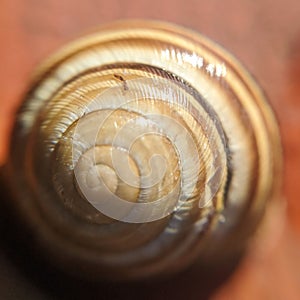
[6,21,281,280]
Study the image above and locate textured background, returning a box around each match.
[0,0,300,299]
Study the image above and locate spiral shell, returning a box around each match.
[4,20,281,280]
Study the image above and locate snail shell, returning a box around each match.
[3,20,281,280]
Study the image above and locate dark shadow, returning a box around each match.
[0,167,241,300]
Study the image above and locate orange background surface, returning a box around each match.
[0,0,300,299]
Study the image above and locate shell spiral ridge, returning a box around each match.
[5,21,282,280]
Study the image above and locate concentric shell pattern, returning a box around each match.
[6,21,281,280]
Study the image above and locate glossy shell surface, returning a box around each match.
[5,21,282,280]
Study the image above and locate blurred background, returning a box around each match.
[0,0,300,299]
